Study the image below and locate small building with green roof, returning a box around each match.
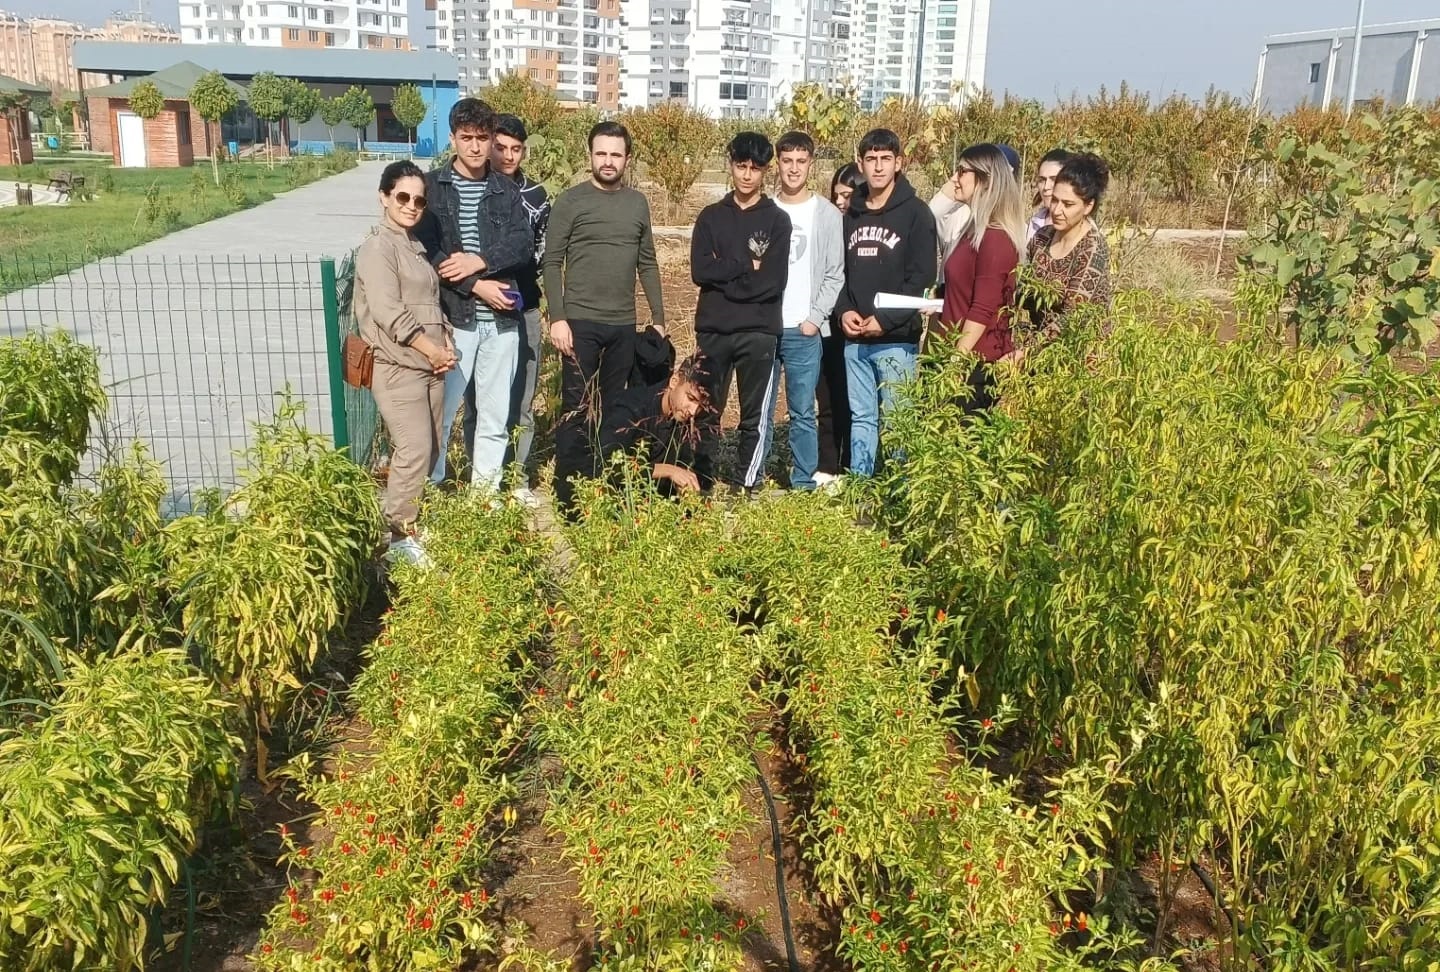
[0,74,50,166]
[86,61,248,168]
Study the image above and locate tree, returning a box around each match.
[189,69,239,185]
[282,79,320,151]
[479,71,559,126]
[248,71,286,166]
[619,102,720,217]
[340,85,375,152]
[128,80,164,122]
[319,95,346,151]
[390,83,426,155]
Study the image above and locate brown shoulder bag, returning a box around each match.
[342,334,375,389]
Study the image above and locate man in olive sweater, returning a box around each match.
[542,121,666,503]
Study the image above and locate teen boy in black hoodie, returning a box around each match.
[691,132,792,492]
[835,128,938,478]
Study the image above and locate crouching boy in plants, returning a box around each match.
[553,354,711,518]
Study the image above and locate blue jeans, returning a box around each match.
[844,340,917,477]
[766,328,823,490]
[431,320,520,490]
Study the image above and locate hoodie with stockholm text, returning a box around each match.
[691,193,792,336]
[834,174,939,345]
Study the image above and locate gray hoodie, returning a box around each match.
[776,192,846,336]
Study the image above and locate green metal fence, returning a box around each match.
[0,252,369,510]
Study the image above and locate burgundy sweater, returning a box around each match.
[938,226,1019,362]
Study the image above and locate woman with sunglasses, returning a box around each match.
[935,144,1027,415]
[354,160,458,566]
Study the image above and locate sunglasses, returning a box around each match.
[391,190,427,210]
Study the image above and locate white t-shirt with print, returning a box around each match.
[777,195,817,329]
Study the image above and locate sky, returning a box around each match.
[5,0,1440,101]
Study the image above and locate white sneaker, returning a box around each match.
[511,486,543,509]
[385,536,431,568]
[812,472,839,487]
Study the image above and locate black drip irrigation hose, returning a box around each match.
[751,751,801,972]
[1189,860,1266,968]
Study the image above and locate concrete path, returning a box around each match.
[0,161,387,510]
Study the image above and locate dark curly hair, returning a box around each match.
[1055,153,1111,213]
[448,97,497,135]
[379,159,424,193]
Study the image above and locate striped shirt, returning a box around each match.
[455,173,501,333]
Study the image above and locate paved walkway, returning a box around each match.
[0,161,387,510]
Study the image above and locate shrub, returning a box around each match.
[255,494,545,971]
[0,447,166,715]
[1242,108,1440,357]
[878,302,1440,968]
[162,398,381,753]
[0,331,104,486]
[620,102,720,209]
[0,648,238,971]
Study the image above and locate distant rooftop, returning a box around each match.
[1265,17,1440,45]
[86,60,249,100]
[73,41,458,85]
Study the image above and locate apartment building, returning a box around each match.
[0,11,177,90]
[177,0,410,52]
[851,0,988,109]
[624,0,840,116]
[430,0,623,109]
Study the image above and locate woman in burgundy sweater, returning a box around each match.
[936,143,1028,414]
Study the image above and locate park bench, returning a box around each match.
[46,171,85,199]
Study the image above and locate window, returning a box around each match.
[207,26,217,38]
[260,25,269,37]
[669,80,686,97]
[190,5,199,15]
[308,29,319,40]
[287,27,299,39]
[325,31,334,44]
[287,4,298,16]
[307,7,318,18]
[1309,62,1323,84]
[248,26,254,36]
[191,26,202,37]
[390,15,401,26]
[392,36,403,48]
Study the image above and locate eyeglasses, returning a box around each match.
[391,191,427,210]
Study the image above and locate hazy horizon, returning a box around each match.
[4,0,1439,102]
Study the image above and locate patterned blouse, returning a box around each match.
[1025,223,1113,339]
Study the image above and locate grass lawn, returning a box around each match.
[0,154,355,295]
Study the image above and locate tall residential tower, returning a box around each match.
[431,0,623,109]
[177,0,410,51]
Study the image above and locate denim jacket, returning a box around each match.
[415,162,534,331]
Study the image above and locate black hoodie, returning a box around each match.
[691,193,792,336]
[834,174,939,345]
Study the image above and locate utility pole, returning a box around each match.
[1344,0,1366,114]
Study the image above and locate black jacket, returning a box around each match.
[513,170,551,311]
[834,174,938,345]
[598,382,695,473]
[691,193,791,336]
[415,162,534,330]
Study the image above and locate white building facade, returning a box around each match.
[177,0,410,51]
[432,0,624,109]
[616,0,984,115]
[851,0,988,109]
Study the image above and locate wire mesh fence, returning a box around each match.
[0,253,346,512]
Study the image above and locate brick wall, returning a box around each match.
[87,95,112,154]
[98,97,195,167]
[144,100,195,168]
[0,112,33,166]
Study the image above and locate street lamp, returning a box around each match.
[1344,0,1367,115]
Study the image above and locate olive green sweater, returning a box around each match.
[541,181,666,328]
